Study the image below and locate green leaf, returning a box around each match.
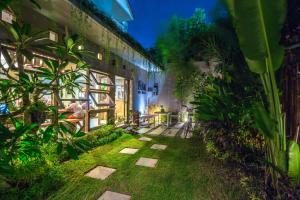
[8,23,21,41]
[67,38,74,49]
[21,23,31,35]
[0,123,11,140]
[58,112,73,120]
[277,150,287,173]
[29,0,41,9]
[74,130,85,138]
[57,143,63,154]
[0,0,12,11]
[288,141,300,184]
[253,104,275,139]
[75,139,91,151]
[225,0,286,73]
[66,144,78,160]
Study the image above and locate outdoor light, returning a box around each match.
[1,10,15,24]
[78,45,84,50]
[49,31,58,42]
[97,53,103,61]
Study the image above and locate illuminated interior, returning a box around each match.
[89,70,114,128]
[115,75,129,125]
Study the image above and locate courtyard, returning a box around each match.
[1,0,300,199]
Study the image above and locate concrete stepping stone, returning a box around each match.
[138,137,152,141]
[147,126,167,136]
[174,122,185,129]
[135,157,158,168]
[120,148,139,154]
[136,127,151,134]
[151,144,167,150]
[85,166,116,180]
[163,128,179,137]
[98,191,131,200]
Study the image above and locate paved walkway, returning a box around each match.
[146,126,168,136]
[88,123,192,199]
[146,122,192,138]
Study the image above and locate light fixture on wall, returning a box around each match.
[78,45,84,50]
[49,31,58,42]
[97,52,103,61]
[1,10,15,24]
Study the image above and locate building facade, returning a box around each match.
[94,0,133,32]
[0,0,163,131]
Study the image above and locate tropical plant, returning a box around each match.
[0,8,92,178]
[225,0,300,188]
[155,9,208,103]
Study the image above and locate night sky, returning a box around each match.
[128,0,217,48]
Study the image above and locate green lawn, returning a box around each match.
[48,134,247,200]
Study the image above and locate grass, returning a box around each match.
[48,134,248,200]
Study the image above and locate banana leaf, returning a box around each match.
[225,0,286,73]
[288,141,300,184]
[253,104,275,139]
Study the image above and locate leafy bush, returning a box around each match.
[58,126,126,161]
[1,159,64,200]
[90,125,114,138]
[0,125,127,199]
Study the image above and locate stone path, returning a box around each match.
[136,127,151,134]
[85,166,116,180]
[159,122,184,137]
[95,129,171,199]
[119,148,139,154]
[159,122,194,138]
[135,157,158,168]
[151,144,167,150]
[98,191,131,200]
[138,137,152,141]
[147,126,168,136]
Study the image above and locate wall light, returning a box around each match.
[1,10,15,24]
[97,52,103,61]
[49,31,58,42]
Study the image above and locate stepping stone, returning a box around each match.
[120,148,139,154]
[139,137,152,141]
[147,126,167,136]
[136,127,151,134]
[151,144,167,150]
[163,128,179,137]
[85,166,116,180]
[174,122,185,129]
[98,191,131,200]
[135,157,158,168]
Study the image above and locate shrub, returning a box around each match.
[1,159,65,200]
[60,126,126,161]
[90,125,114,138]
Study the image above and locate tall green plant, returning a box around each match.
[0,16,91,177]
[225,0,300,187]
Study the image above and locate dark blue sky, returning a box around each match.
[128,0,217,48]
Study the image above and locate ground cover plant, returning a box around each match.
[0,125,125,200]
